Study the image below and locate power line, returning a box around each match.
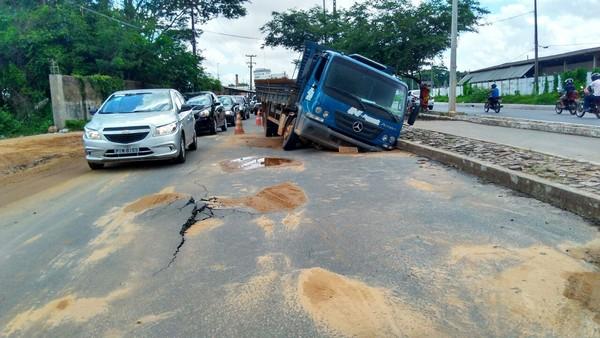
[202,30,261,40]
[482,11,533,25]
[541,42,600,48]
[64,1,142,30]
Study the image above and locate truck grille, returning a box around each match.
[333,111,382,140]
[103,126,150,144]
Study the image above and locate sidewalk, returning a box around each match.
[414,120,600,164]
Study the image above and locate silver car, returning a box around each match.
[83,89,197,170]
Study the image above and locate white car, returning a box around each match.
[408,90,434,110]
[83,89,197,169]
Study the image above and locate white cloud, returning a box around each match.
[197,0,600,85]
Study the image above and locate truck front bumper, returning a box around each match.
[295,114,381,152]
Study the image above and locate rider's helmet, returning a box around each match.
[565,78,574,84]
[491,83,497,89]
[592,73,600,81]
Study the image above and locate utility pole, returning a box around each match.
[333,0,336,16]
[448,0,458,115]
[246,54,257,91]
[533,0,539,95]
[323,0,326,14]
[190,6,197,56]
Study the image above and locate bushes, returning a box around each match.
[433,92,559,105]
[65,119,87,131]
[0,106,53,137]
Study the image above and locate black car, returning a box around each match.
[233,95,251,120]
[187,92,227,135]
[218,95,238,126]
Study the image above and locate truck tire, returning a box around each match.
[265,118,278,137]
[282,117,300,150]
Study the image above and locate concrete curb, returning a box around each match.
[397,139,600,222]
[423,113,600,138]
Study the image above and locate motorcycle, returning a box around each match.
[555,91,579,115]
[577,99,600,119]
[484,98,502,113]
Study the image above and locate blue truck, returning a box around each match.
[255,42,409,151]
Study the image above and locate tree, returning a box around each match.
[261,0,488,75]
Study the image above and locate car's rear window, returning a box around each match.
[100,92,172,114]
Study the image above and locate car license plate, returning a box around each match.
[114,147,139,155]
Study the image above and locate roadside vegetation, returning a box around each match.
[0,1,249,137]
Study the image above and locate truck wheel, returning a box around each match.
[265,119,278,137]
[88,162,104,170]
[282,118,300,151]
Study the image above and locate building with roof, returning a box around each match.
[459,47,600,86]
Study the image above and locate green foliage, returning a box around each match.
[86,75,125,98]
[0,107,21,136]
[65,119,87,131]
[261,0,488,74]
[561,68,588,90]
[0,105,52,137]
[0,0,235,136]
[543,77,549,94]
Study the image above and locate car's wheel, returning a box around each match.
[555,102,563,114]
[175,135,186,163]
[282,117,300,151]
[209,118,217,135]
[88,162,104,170]
[189,131,197,151]
[220,118,228,132]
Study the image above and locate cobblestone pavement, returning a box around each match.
[403,128,600,196]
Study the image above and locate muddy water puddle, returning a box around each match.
[220,157,302,172]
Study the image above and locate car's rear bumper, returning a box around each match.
[295,114,382,152]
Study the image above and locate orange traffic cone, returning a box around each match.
[234,112,245,135]
[255,110,263,126]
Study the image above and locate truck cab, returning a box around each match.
[293,45,408,151]
[256,42,408,151]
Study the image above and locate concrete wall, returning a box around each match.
[49,75,143,129]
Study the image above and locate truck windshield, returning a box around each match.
[100,92,172,114]
[323,57,407,121]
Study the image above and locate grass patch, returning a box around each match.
[434,92,559,105]
[65,119,87,131]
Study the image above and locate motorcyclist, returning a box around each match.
[488,83,500,106]
[583,73,600,113]
[560,78,577,108]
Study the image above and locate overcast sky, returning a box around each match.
[197,0,600,86]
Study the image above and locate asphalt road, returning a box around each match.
[435,102,600,126]
[1,123,599,337]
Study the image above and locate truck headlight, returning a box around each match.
[84,128,101,140]
[382,135,389,142]
[155,122,178,136]
[389,136,396,144]
[198,109,210,117]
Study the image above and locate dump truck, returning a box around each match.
[254,42,409,151]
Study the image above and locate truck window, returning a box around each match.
[314,55,328,82]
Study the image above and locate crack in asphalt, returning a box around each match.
[154,197,216,275]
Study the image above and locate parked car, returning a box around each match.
[187,92,227,135]
[83,89,197,170]
[233,95,251,120]
[218,95,238,126]
[408,90,434,110]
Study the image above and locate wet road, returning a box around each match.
[1,123,599,337]
[435,102,600,126]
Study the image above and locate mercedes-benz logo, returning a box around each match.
[352,121,364,133]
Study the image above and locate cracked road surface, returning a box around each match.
[1,123,599,337]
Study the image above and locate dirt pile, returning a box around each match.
[223,134,283,149]
[0,132,83,175]
[220,157,302,172]
[186,218,223,237]
[3,287,131,336]
[84,189,188,265]
[123,192,187,213]
[218,182,307,213]
[297,267,438,337]
[450,244,600,335]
